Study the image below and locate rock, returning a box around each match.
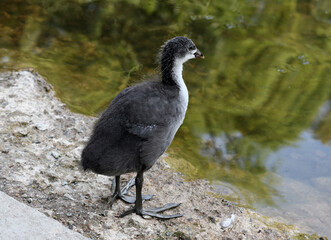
[1,148,10,154]
[63,193,76,201]
[35,123,48,131]
[238,234,246,240]
[0,71,310,240]
[221,214,236,229]
[13,128,29,137]
[51,151,61,159]
[0,192,88,240]
[127,215,147,228]
[208,216,216,223]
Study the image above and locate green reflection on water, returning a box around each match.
[1,0,331,208]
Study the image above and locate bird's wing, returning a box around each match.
[107,82,173,140]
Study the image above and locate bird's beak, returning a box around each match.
[194,50,205,59]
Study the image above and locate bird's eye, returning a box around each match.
[188,46,195,51]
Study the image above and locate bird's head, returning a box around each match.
[161,36,204,65]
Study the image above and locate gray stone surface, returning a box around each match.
[0,191,88,240]
[0,71,303,239]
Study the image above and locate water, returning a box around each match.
[1,0,331,237]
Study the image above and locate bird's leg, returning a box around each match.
[119,171,183,219]
[109,176,123,207]
[109,175,153,207]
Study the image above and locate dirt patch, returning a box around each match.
[0,70,308,239]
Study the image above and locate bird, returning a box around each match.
[81,36,204,219]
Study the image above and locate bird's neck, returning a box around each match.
[161,57,184,88]
[161,57,189,107]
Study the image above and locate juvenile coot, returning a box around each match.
[81,36,204,219]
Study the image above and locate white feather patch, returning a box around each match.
[172,59,189,112]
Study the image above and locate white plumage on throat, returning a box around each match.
[172,57,191,110]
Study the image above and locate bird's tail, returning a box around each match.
[80,146,90,171]
[81,141,102,172]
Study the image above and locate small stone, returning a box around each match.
[127,215,146,227]
[27,198,32,203]
[63,193,76,201]
[66,212,72,217]
[35,123,48,131]
[14,128,29,137]
[142,214,152,219]
[221,214,235,228]
[68,223,73,230]
[133,231,140,236]
[62,181,68,186]
[208,216,216,223]
[99,212,106,217]
[238,234,246,240]
[51,151,60,159]
[1,148,9,154]
[264,229,272,234]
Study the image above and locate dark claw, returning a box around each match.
[140,210,183,219]
[119,208,136,218]
[119,203,183,219]
[148,203,181,213]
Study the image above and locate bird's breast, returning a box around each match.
[179,82,189,111]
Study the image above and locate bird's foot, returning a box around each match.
[109,177,153,206]
[119,203,183,219]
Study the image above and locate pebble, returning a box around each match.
[51,151,60,159]
[63,193,76,201]
[66,212,73,217]
[208,216,216,223]
[14,128,29,137]
[35,123,48,131]
[133,231,140,236]
[221,214,236,228]
[127,215,146,228]
[238,234,246,240]
[196,232,208,239]
[27,198,33,203]
[1,148,10,154]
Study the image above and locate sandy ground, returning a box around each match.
[0,70,317,239]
